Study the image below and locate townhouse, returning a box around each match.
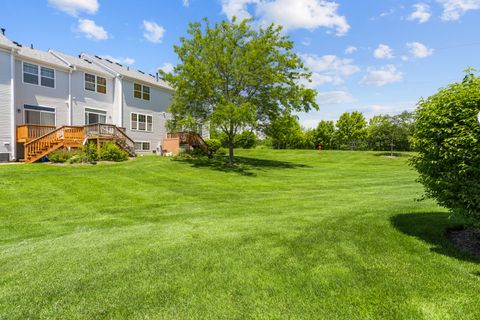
[0,30,208,162]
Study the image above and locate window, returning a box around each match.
[40,67,55,88]
[24,105,55,125]
[23,62,55,88]
[85,73,107,94]
[131,113,153,132]
[134,83,150,101]
[85,108,107,125]
[134,141,151,151]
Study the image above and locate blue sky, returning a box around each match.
[1,0,479,127]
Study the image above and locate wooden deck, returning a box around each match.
[17,124,136,163]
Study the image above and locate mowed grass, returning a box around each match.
[1,150,479,319]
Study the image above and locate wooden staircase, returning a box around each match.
[22,124,135,163]
[166,131,211,156]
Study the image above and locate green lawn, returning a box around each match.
[1,150,479,319]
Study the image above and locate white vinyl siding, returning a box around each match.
[130,112,152,132]
[23,62,55,88]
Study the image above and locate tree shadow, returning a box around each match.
[390,212,479,263]
[173,155,311,176]
[373,152,412,158]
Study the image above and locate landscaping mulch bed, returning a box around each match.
[447,227,480,259]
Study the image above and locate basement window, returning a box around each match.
[134,141,151,151]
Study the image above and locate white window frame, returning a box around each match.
[84,72,107,94]
[130,112,153,132]
[84,108,108,125]
[23,104,56,126]
[133,82,151,101]
[134,141,151,151]
[22,61,56,89]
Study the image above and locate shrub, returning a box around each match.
[83,142,98,162]
[205,138,222,155]
[410,71,480,227]
[99,142,129,162]
[48,149,80,163]
[234,131,256,149]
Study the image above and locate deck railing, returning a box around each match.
[17,125,56,142]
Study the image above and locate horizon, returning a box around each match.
[1,0,479,128]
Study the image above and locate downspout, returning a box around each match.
[68,69,72,125]
[118,76,123,127]
[10,48,16,161]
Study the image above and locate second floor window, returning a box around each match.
[134,83,150,101]
[131,113,153,132]
[85,73,107,94]
[23,62,55,88]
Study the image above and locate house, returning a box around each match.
[0,30,209,162]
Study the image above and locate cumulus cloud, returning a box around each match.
[159,63,174,74]
[407,3,431,23]
[406,42,434,58]
[360,65,403,86]
[316,91,355,105]
[438,0,480,21]
[100,55,135,66]
[373,44,394,59]
[48,0,99,16]
[300,54,360,87]
[221,0,350,36]
[77,19,108,40]
[143,20,166,43]
[345,46,357,54]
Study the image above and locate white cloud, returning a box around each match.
[407,3,431,23]
[143,20,166,43]
[438,0,480,21]
[100,55,135,66]
[182,0,189,7]
[77,19,108,40]
[159,63,174,73]
[316,91,355,104]
[48,0,99,16]
[345,46,357,54]
[406,42,434,58]
[222,0,350,36]
[360,65,403,86]
[373,44,394,59]
[300,54,360,87]
[301,37,312,46]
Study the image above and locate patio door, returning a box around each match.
[85,108,107,125]
[24,105,55,125]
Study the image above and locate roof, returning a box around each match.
[49,50,114,78]
[0,34,14,50]
[85,54,174,91]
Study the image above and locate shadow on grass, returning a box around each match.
[390,212,479,263]
[173,155,311,176]
[373,152,412,158]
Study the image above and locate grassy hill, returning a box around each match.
[1,150,479,319]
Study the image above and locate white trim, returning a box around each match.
[129,112,153,132]
[21,61,56,89]
[10,49,16,161]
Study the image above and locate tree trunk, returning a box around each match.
[228,138,234,166]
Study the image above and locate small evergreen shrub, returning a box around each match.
[205,138,222,155]
[99,142,129,162]
[84,142,98,162]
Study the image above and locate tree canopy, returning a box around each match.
[163,18,318,165]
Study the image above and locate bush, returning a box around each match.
[99,142,129,162]
[410,71,480,227]
[234,131,256,149]
[48,149,81,163]
[204,138,222,155]
[84,142,98,162]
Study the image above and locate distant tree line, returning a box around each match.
[263,110,415,151]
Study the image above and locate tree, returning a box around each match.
[410,71,480,227]
[265,113,306,149]
[367,112,415,153]
[313,120,336,149]
[163,18,318,165]
[234,130,256,149]
[335,111,367,150]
